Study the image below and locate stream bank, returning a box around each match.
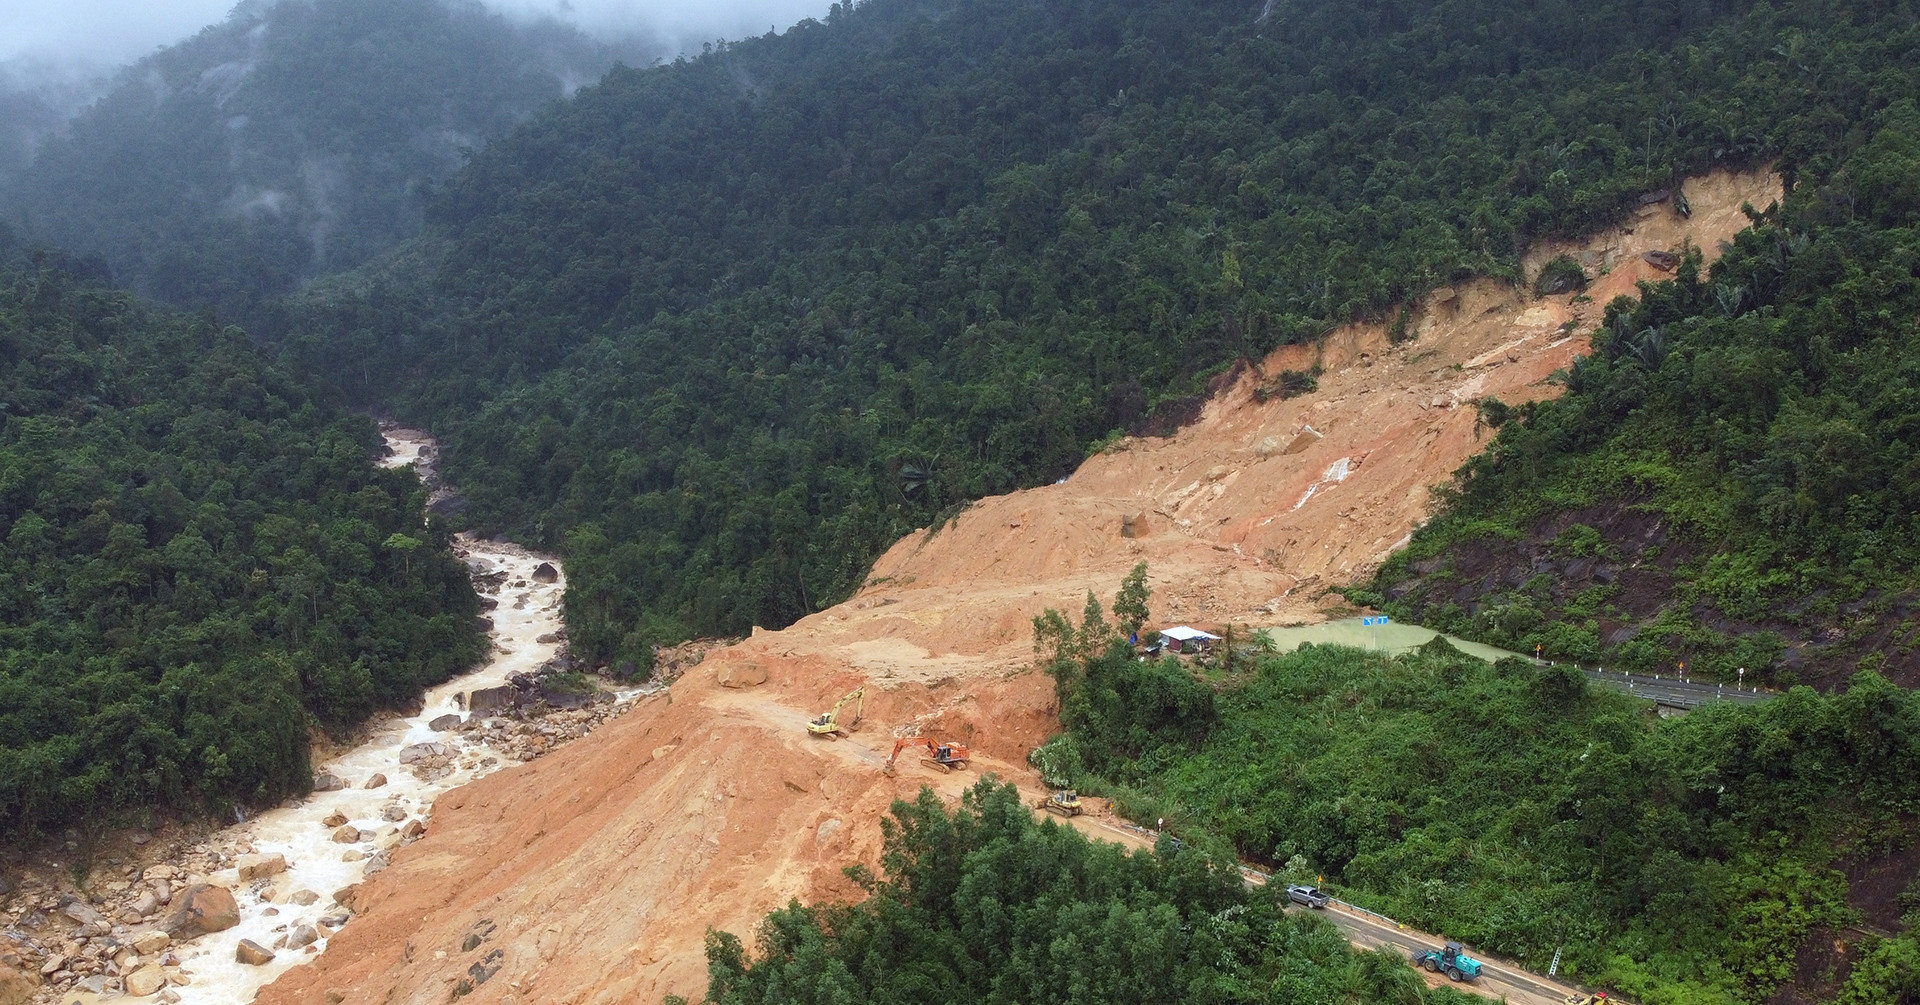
[0,426,643,1004]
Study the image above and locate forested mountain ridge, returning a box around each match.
[275,0,1904,671]
[0,230,486,844]
[1365,89,1920,691]
[0,0,636,325]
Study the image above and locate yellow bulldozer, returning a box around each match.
[1036,790,1083,817]
[806,688,865,739]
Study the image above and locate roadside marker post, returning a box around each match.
[1362,615,1390,650]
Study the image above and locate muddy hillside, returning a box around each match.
[251,167,1781,1005]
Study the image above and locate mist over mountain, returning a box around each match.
[0,59,111,179]
[0,0,651,319]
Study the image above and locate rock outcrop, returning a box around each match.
[161,884,239,938]
[236,853,287,882]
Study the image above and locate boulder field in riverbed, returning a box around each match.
[0,690,645,1003]
[0,425,650,1004]
[248,169,1783,1005]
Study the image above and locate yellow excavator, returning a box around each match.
[1036,790,1083,817]
[807,688,865,739]
[1564,995,1610,1005]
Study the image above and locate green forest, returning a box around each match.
[680,779,1479,1005]
[1366,88,1920,688]
[1029,588,1920,1004]
[8,0,1920,997]
[0,234,485,843]
[269,0,1903,669]
[1,0,628,325]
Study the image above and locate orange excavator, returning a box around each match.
[885,737,970,774]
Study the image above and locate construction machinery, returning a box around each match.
[1036,790,1083,816]
[1410,942,1482,982]
[806,688,865,738]
[885,736,970,773]
[1564,995,1610,1005]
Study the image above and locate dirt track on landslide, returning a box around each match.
[254,169,1780,1005]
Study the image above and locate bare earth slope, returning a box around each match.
[256,169,1779,1005]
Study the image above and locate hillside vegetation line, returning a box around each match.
[271,0,1899,672]
[0,234,486,845]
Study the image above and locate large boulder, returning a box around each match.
[717,661,768,688]
[130,889,162,917]
[0,965,37,1005]
[331,825,362,844]
[312,772,350,792]
[124,964,168,997]
[363,772,388,789]
[235,853,287,882]
[466,686,520,714]
[235,940,275,966]
[131,931,171,954]
[286,924,320,950]
[537,687,593,710]
[531,562,559,582]
[398,741,448,764]
[161,884,239,938]
[59,897,104,926]
[428,714,462,731]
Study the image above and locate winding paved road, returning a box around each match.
[1578,666,1772,709]
[1294,900,1580,1005]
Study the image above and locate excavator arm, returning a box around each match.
[807,688,866,737]
[885,736,970,773]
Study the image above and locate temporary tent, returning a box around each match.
[1158,625,1222,654]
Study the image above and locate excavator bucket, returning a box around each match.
[807,688,865,738]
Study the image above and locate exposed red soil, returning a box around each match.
[254,168,1781,1005]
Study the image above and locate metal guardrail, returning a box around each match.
[1103,817,1609,1002]
[1291,890,1600,1000]
[1571,664,1774,708]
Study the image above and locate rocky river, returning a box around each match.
[0,426,647,1004]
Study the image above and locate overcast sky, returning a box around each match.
[0,0,835,69]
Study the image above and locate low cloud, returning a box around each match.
[484,0,833,48]
[3,0,836,68]
[2,1,236,66]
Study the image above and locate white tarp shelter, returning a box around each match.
[1161,626,1221,642]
